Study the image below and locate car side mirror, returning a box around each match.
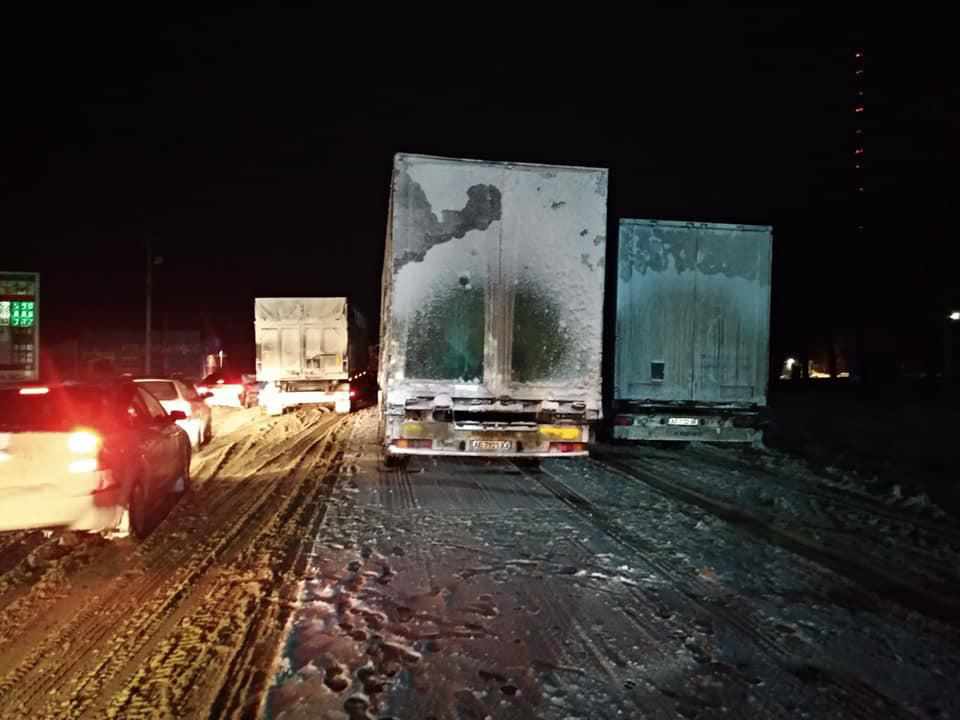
[201,392,214,400]
[169,410,187,421]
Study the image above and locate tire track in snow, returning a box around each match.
[593,450,960,628]
[638,445,960,589]
[0,531,51,603]
[103,435,347,720]
[35,423,344,720]
[518,460,917,720]
[693,444,960,543]
[0,414,345,717]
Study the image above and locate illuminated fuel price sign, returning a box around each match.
[11,301,35,327]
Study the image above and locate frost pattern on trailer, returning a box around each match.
[254,298,346,322]
[384,155,608,402]
[614,220,772,404]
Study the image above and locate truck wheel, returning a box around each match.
[383,452,407,469]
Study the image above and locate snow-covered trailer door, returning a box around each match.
[384,156,503,400]
[614,220,772,406]
[383,155,607,409]
[500,165,607,407]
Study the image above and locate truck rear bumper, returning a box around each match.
[384,418,592,457]
[386,446,589,459]
[263,391,350,415]
[612,411,762,443]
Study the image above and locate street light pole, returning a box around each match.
[145,238,152,375]
[947,308,959,388]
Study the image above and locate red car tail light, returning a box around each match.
[68,429,101,454]
[549,442,588,454]
[68,429,103,473]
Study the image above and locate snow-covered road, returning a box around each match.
[0,407,957,719]
[269,412,960,720]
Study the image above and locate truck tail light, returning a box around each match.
[613,415,634,426]
[393,439,432,449]
[549,442,587,454]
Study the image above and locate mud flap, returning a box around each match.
[103,510,131,540]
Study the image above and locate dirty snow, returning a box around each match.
[267,412,960,720]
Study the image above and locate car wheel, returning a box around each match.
[173,450,191,495]
[129,478,151,540]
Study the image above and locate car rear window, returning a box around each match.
[136,381,179,401]
[0,387,118,432]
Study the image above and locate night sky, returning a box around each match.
[2,9,950,373]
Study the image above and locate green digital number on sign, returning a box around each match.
[11,301,35,327]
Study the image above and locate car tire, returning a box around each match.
[129,478,151,540]
[203,422,213,446]
[173,450,191,495]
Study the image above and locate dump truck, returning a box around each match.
[379,153,608,459]
[0,272,39,384]
[255,297,367,415]
[612,219,773,443]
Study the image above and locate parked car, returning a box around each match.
[134,377,213,449]
[0,381,192,539]
[197,371,259,409]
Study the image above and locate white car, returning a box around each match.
[0,381,191,538]
[133,378,212,450]
[196,371,258,409]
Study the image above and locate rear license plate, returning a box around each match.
[667,417,699,426]
[469,440,513,451]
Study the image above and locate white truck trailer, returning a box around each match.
[379,154,608,459]
[255,297,367,415]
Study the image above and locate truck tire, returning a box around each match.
[382,452,408,469]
